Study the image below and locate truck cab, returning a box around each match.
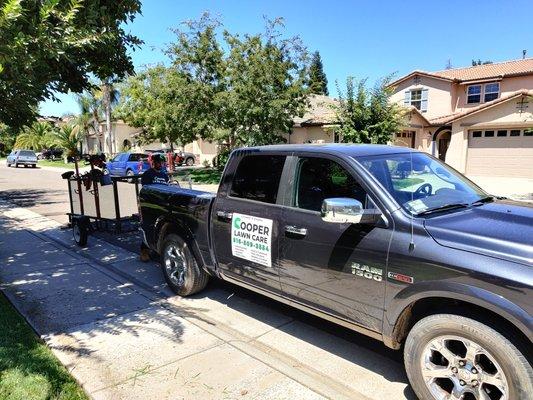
[140,144,533,400]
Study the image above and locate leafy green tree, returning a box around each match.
[216,17,309,148]
[14,121,55,150]
[471,59,493,66]
[335,75,406,144]
[0,0,142,131]
[117,14,225,150]
[308,51,329,95]
[0,123,15,155]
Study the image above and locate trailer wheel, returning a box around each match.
[72,218,88,246]
[161,234,208,296]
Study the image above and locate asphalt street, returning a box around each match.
[0,162,415,399]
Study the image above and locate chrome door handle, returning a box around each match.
[216,210,233,221]
[285,225,307,237]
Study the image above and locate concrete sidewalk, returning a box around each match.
[0,201,412,400]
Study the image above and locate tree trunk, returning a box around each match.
[103,80,112,155]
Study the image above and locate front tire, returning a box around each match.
[161,234,208,296]
[404,314,532,400]
[15,163,19,168]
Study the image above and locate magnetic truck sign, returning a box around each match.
[231,213,273,268]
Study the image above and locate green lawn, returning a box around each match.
[37,160,77,169]
[172,168,222,185]
[0,293,88,400]
[392,177,424,189]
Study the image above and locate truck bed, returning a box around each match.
[139,184,216,266]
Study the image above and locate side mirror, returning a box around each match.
[321,198,364,224]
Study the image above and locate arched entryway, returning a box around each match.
[431,125,452,162]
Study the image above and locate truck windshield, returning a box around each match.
[356,152,488,215]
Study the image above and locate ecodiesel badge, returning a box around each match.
[231,213,273,268]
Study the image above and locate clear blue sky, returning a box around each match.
[40,0,533,116]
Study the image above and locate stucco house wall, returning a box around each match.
[389,75,454,119]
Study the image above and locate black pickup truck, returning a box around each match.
[140,144,532,400]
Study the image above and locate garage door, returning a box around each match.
[466,128,533,178]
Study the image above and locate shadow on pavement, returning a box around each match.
[1,213,416,399]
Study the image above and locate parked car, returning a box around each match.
[147,149,196,166]
[41,148,63,160]
[140,144,533,400]
[105,152,151,178]
[6,149,37,168]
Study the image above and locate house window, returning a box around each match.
[404,89,428,112]
[484,83,500,102]
[484,130,495,137]
[467,85,482,104]
[497,130,507,137]
[524,129,533,137]
[510,130,521,136]
[472,131,482,138]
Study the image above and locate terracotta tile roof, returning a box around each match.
[293,94,339,126]
[390,58,533,87]
[429,89,533,125]
[432,58,533,81]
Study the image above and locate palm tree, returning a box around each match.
[14,121,54,150]
[48,124,82,161]
[101,79,120,154]
[76,89,102,153]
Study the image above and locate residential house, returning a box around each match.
[288,94,339,143]
[389,58,533,181]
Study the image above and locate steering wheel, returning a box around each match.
[415,183,433,197]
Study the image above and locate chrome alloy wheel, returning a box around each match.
[164,244,187,287]
[421,335,509,400]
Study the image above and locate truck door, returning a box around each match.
[211,154,287,295]
[278,155,392,332]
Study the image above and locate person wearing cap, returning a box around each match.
[84,154,112,190]
[140,154,170,261]
[141,154,169,186]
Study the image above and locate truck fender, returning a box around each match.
[383,281,533,346]
[153,214,206,268]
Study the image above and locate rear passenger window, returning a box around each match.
[230,155,286,204]
[128,153,143,162]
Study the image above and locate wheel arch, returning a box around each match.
[383,283,532,353]
[154,216,208,270]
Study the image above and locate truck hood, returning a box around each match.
[424,200,533,266]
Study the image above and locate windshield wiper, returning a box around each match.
[414,203,469,216]
[471,195,495,206]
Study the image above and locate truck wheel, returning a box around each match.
[185,157,194,166]
[404,314,532,400]
[15,163,19,168]
[72,219,88,247]
[161,234,208,296]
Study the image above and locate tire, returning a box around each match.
[6,162,10,167]
[126,169,134,183]
[185,157,194,166]
[160,233,208,296]
[72,219,88,247]
[31,164,36,168]
[15,163,19,168]
[404,313,532,400]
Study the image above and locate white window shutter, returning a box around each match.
[404,90,411,105]
[421,89,428,112]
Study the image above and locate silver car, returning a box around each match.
[6,150,38,168]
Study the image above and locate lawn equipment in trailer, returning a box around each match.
[61,159,142,246]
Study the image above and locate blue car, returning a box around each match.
[106,152,150,177]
